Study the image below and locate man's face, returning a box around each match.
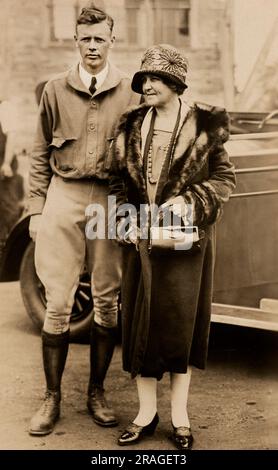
[75,21,115,74]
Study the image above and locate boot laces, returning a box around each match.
[93,389,109,408]
[40,391,59,415]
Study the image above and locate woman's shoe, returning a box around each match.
[172,425,194,450]
[118,413,159,446]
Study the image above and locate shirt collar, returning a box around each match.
[67,63,127,96]
[79,62,109,91]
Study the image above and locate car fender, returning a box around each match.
[0,215,31,282]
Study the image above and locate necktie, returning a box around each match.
[89,76,97,95]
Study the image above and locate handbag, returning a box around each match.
[149,223,205,254]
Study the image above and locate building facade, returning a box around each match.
[0,0,226,153]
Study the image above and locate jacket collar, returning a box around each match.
[115,102,197,200]
[114,102,229,204]
[67,62,127,96]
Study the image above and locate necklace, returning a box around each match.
[143,100,181,187]
[147,141,170,184]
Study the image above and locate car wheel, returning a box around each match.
[19,241,93,342]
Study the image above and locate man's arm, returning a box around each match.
[28,86,53,241]
[28,86,53,216]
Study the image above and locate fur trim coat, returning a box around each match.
[110,102,236,379]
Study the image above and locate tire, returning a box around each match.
[19,241,93,342]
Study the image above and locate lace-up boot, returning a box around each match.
[29,330,69,435]
[87,322,118,426]
[29,390,61,435]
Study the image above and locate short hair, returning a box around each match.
[160,76,185,96]
[141,74,185,96]
[76,7,114,33]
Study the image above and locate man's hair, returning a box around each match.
[76,7,114,33]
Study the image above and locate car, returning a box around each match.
[1,108,278,340]
[212,109,278,331]
[0,215,93,342]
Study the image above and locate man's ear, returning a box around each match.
[109,36,116,49]
[74,34,78,47]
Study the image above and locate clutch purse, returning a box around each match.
[149,225,204,253]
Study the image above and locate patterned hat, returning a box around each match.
[84,1,106,12]
[132,44,188,94]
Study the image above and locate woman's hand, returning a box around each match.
[160,196,189,223]
[116,218,140,245]
[124,225,141,244]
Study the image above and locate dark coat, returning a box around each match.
[110,103,236,379]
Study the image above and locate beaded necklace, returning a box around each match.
[147,139,170,184]
[143,102,181,187]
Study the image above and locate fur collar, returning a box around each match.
[116,102,229,142]
[113,102,230,203]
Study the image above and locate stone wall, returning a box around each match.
[0,0,226,155]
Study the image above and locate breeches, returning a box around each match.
[35,175,122,334]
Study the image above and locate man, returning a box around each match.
[28,4,138,436]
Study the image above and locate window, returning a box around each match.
[48,0,127,44]
[48,0,79,42]
[47,0,190,47]
[125,6,140,44]
[154,0,190,47]
[125,0,145,45]
[160,8,190,45]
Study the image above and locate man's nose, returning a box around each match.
[89,39,97,49]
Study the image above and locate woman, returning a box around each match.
[109,44,236,449]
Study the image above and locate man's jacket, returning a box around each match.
[29,63,137,215]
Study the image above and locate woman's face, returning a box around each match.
[142,75,177,108]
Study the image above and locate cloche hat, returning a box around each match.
[132,44,188,94]
[83,0,106,12]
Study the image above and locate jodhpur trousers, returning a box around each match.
[35,175,122,334]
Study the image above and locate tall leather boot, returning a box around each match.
[87,321,118,427]
[29,330,69,436]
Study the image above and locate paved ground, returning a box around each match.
[0,281,277,452]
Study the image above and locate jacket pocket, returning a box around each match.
[49,136,77,171]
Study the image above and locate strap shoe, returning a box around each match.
[171,425,194,450]
[118,413,159,446]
